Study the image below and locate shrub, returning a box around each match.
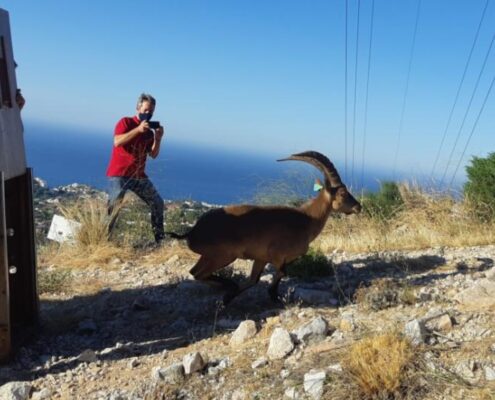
[361,181,404,221]
[285,248,333,280]
[464,152,495,220]
[38,269,72,294]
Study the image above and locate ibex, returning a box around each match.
[169,151,361,305]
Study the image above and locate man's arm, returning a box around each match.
[149,125,164,159]
[114,120,149,147]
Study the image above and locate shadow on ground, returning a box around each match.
[4,251,491,384]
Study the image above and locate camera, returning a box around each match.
[148,121,160,129]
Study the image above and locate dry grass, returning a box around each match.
[316,183,495,253]
[340,333,420,399]
[39,183,495,269]
[38,240,132,269]
[60,197,111,247]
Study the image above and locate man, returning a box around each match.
[106,93,165,244]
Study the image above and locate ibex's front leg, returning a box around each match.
[223,259,266,305]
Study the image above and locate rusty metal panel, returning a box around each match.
[0,171,11,361]
[5,169,38,335]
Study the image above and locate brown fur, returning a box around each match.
[174,151,361,305]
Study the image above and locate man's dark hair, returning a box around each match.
[137,93,156,108]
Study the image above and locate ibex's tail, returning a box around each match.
[166,231,189,240]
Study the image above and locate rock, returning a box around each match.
[280,369,290,379]
[455,279,495,309]
[454,360,477,381]
[183,352,206,374]
[128,358,139,368]
[293,288,336,305]
[485,267,495,281]
[304,370,326,399]
[404,319,427,345]
[152,363,185,384]
[424,313,453,332]
[485,365,495,381]
[267,328,295,360]
[229,320,258,347]
[31,388,52,400]
[78,349,97,363]
[0,382,32,400]
[327,363,343,373]
[251,358,268,369]
[284,387,301,399]
[292,316,330,345]
[208,357,230,375]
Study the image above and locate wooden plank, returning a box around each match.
[0,171,11,361]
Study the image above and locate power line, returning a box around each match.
[351,0,361,187]
[439,31,495,186]
[430,0,490,180]
[449,69,495,188]
[344,0,349,181]
[392,0,422,180]
[360,0,375,190]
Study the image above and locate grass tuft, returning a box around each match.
[342,333,419,399]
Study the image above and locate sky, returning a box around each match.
[2,0,495,188]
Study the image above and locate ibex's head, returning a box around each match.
[278,151,362,215]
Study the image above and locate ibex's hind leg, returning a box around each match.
[268,264,287,303]
[223,259,266,305]
[190,255,237,292]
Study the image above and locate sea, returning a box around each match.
[24,122,384,205]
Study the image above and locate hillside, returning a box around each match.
[1,181,495,399]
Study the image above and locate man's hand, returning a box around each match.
[16,89,25,110]
[155,125,164,140]
[137,120,149,133]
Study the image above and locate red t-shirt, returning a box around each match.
[106,116,154,178]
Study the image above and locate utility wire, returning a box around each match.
[351,0,361,187]
[430,0,490,180]
[449,69,495,188]
[439,31,495,187]
[360,0,375,190]
[392,0,422,179]
[344,0,349,181]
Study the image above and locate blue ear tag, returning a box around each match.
[313,180,324,192]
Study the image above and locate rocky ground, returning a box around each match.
[1,182,495,399]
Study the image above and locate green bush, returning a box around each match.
[285,248,333,280]
[464,152,495,221]
[361,181,403,221]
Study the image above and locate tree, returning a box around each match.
[464,152,495,220]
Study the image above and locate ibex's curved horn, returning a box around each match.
[277,151,343,188]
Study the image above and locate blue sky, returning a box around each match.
[3,0,495,187]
